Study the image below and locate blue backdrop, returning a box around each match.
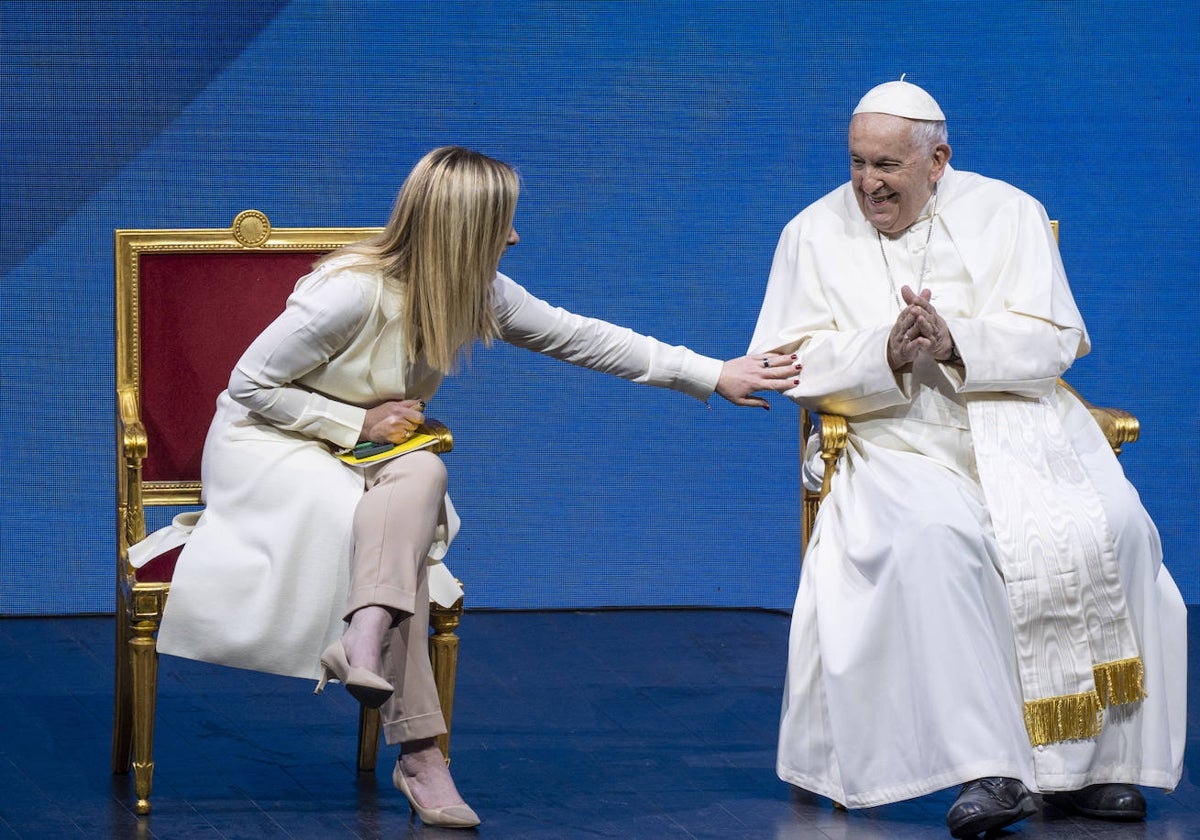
[2,1,1197,614]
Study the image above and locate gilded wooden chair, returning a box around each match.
[800,221,1140,556]
[112,210,465,815]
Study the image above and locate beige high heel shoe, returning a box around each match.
[392,760,481,829]
[313,639,394,708]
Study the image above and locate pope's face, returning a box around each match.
[849,113,950,235]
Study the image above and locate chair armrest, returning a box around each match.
[422,419,454,454]
[811,384,1139,470]
[815,413,849,500]
[799,380,1137,560]
[1058,380,1140,456]
[117,386,147,554]
[800,409,849,557]
[118,386,147,461]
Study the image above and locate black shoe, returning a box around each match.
[1043,784,1145,821]
[946,777,1037,838]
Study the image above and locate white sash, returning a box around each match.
[968,393,1143,745]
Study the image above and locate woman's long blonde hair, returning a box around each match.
[329,146,518,373]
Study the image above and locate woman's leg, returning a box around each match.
[379,563,445,743]
[338,451,472,811]
[341,451,446,708]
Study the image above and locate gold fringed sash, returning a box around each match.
[1022,656,1144,747]
[1024,690,1103,746]
[1094,656,1146,707]
[968,393,1143,747]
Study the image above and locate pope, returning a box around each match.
[750,79,1186,838]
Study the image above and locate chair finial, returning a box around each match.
[232,210,271,247]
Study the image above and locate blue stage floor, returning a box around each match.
[0,608,1195,838]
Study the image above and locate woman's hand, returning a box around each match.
[715,354,800,409]
[360,399,426,443]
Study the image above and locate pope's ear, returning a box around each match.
[931,143,951,180]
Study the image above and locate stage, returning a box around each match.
[0,608,1195,838]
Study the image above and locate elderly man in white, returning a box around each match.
[750,80,1185,838]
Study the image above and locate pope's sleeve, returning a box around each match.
[749,215,909,417]
[943,194,1087,398]
[945,312,1082,398]
[493,273,722,401]
[226,267,372,448]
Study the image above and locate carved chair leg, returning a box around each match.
[428,597,463,761]
[129,619,160,815]
[112,598,133,774]
[357,706,382,772]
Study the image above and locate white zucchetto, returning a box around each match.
[853,79,946,121]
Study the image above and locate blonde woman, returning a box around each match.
[156,146,796,827]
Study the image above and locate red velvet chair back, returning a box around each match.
[115,210,379,502]
[137,251,323,483]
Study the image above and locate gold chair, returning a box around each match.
[800,222,1139,555]
[112,210,465,815]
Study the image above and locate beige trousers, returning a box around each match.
[347,450,448,746]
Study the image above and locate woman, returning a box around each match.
[156,146,796,828]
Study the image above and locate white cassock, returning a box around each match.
[750,165,1186,807]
